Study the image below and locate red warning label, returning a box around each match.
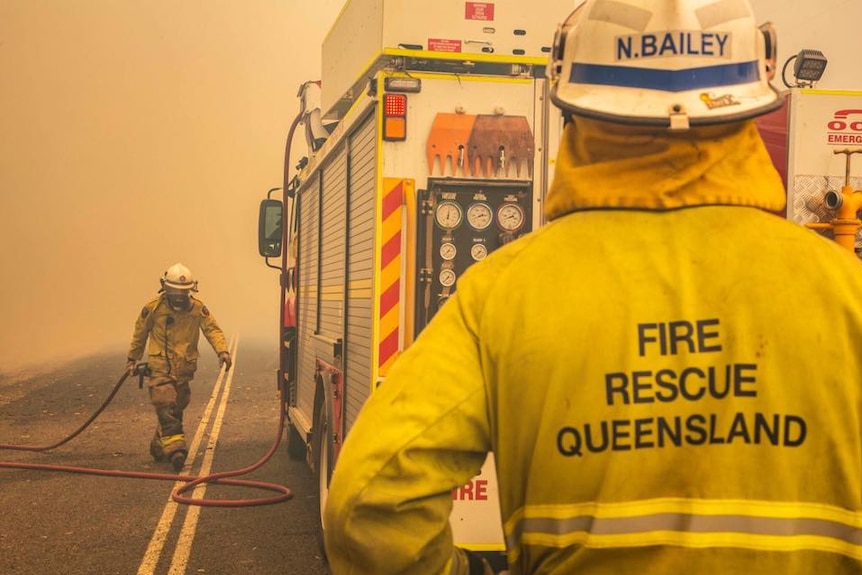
[466,2,495,21]
[428,38,463,53]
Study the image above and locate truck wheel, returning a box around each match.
[314,405,332,558]
[286,422,307,461]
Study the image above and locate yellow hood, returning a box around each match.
[545,117,786,221]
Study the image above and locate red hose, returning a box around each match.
[172,398,292,507]
[0,372,132,452]
[0,371,293,507]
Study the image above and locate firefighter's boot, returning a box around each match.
[149,430,166,462]
[161,434,187,472]
[169,450,188,472]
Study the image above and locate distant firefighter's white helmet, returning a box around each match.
[160,263,198,292]
[547,0,781,129]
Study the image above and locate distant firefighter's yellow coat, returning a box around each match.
[127,293,228,379]
[323,118,862,575]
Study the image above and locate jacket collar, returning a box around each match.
[544,117,786,221]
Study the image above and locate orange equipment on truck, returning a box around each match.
[757,89,862,255]
[257,0,580,562]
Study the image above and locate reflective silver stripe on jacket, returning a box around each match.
[505,499,862,562]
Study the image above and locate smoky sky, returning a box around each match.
[1,0,859,374]
[0,0,345,372]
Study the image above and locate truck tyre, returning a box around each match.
[286,422,307,461]
[313,403,332,560]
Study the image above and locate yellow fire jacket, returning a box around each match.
[323,118,862,574]
[127,294,229,378]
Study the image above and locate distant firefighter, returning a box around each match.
[125,263,231,471]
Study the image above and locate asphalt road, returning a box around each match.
[0,340,329,575]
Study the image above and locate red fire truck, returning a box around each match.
[257,0,578,557]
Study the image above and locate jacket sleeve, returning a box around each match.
[127,302,154,360]
[322,263,499,575]
[199,304,229,355]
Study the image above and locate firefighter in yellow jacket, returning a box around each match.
[323,1,862,574]
[126,263,231,471]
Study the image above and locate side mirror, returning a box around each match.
[258,199,283,258]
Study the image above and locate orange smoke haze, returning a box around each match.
[0,1,346,371]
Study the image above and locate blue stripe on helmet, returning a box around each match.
[569,61,760,92]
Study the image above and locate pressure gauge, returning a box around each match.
[470,243,488,261]
[496,203,525,232]
[435,200,463,230]
[466,202,493,231]
[439,268,457,288]
[439,242,457,261]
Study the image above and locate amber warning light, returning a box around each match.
[383,93,407,141]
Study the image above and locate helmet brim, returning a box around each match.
[551,80,782,128]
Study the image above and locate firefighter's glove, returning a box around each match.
[459,549,497,575]
[218,352,232,371]
[126,358,137,376]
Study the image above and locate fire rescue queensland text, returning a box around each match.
[557,318,807,458]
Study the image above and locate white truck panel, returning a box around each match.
[322,0,581,114]
[785,90,862,247]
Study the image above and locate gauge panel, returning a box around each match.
[416,180,533,336]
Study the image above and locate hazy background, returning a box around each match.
[1,0,859,373]
[0,1,345,371]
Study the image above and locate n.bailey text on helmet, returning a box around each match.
[617,31,731,61]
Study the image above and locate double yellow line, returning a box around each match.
[136,334,240,575]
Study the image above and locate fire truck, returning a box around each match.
[757,89,862,252]
[748,0,862,252]
[257,0,578,556]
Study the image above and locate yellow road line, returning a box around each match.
[135,334,239,575]
[168,335,239,574]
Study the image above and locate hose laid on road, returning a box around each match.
[0,370,293,507]
[0,372,132,452]
[172,392,290,507]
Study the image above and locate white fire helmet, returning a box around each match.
[548,0,781,129]
[160,263,199,292]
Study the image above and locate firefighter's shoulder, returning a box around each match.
[189,296,211,317]
[140,296,160,318]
